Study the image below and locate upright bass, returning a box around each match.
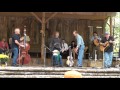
[17,26,31,65]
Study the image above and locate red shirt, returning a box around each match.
[0,41,9,50]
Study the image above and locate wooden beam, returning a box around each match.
[110,16,113,36]
[41,12,46,64]
[30,12,42,23]
[45,12,57,23]
[106,23,110,27]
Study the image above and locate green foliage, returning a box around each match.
[0,54,9,64]
[105,12,120,56]
[0,58,8,64]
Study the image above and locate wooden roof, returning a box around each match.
[0,12,116,20]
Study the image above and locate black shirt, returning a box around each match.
[101,36,114,52]
[50,37,62,51]
[12,34,20,49]
[71,44,77,49]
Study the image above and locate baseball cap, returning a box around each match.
[105,32,110,35]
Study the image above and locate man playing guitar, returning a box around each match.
[100,32,115,68]
[91,32,102,60]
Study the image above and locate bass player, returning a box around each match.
[11,28,24,67]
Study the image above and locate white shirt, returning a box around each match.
[62,43,68,51]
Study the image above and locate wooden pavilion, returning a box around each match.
[0,12,116,65]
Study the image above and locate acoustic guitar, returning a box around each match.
[92,35,101,46]
[99,41,110,52]
[93,39,100,46]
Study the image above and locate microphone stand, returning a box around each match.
[44,45,46,67]
[44,45,52,67]
[93,50,97,68]
[102,49,105,68]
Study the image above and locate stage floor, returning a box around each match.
[7,58,120,68]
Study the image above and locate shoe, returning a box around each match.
[77,66,82,68]
[99,59,102,60]
[54,65,59,67]
[78,65,82,67]
[59,65,63,67]
[104,66,111,68]
[53,64,55,66]
[12,64,19,67]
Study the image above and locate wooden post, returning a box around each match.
[88,25,93,58]
[113,17,115,36]
[41,12,46,64]
[45,12,57,23]
[110,16,113,36]
[30,12,57,65]
[30,12,42,23]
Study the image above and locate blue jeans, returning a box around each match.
[52,55,63,66]
[104,52,113,68]
[77,45,85,66]
[12,48,19,65]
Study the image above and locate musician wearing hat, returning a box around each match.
[100,32,115,68]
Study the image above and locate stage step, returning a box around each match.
[0,67,120,78]
[0,75,120,78]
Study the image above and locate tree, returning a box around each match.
[105,12,120,57]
